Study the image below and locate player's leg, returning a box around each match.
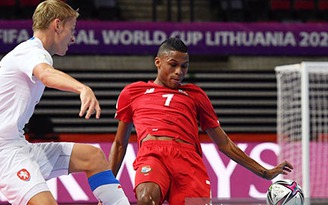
[135,182,161,205]
[133,141,172,205]
[0,144,57,205]
[27,191,57,205]
[69,143,129,205]
[69,143,109,176]
[167,141,211,205]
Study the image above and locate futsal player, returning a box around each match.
[108,37,294,205]
[0,0,129,204]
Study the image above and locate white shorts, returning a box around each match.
[0,141,74,205]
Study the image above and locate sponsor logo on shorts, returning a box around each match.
[140,165,152,174]
[17,168,31,181]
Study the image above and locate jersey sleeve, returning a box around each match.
[194,86,220,131]
[114,86,133,123]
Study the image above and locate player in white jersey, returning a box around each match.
[0,1,129,205]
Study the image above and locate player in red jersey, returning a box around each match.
[109,37,294,205]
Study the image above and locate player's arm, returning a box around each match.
[206,126,293,180]
[33,63,100,119]
[109,120,133,176]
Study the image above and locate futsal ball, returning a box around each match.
[266,179,304,205]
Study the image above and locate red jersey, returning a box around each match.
[115,81,220,155]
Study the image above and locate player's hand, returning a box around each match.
[264,161,293,180]
[79,86,101,119]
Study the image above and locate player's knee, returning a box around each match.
[27,191,57,205]
[71,144,110,174]
[28,200,57,205]
[137,193,158,205]
[85,146,108,170]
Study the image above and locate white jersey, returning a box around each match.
[0,37,52,147]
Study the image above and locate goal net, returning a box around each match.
[275,62,328,200]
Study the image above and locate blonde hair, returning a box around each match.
[32,0,79,32]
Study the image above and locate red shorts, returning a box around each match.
[133,140,211,205]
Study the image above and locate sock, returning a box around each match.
[88,170,130,205]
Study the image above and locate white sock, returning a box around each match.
[93,184,130,205]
